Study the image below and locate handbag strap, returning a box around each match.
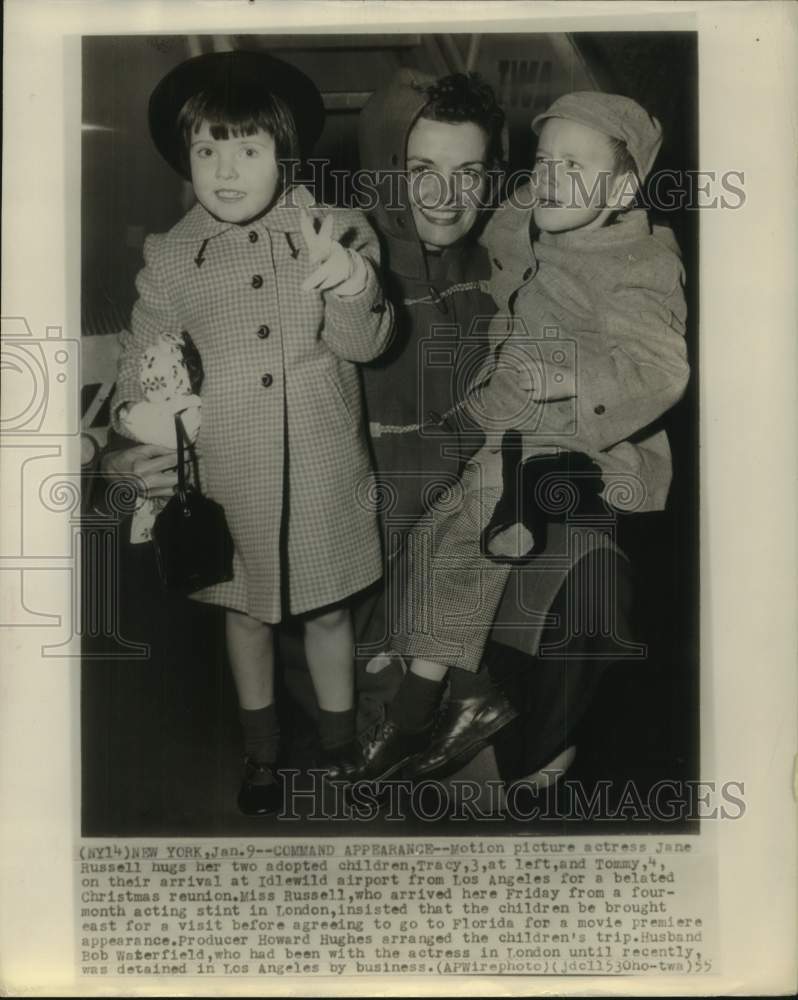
[174,411,200,497]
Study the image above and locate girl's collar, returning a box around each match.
[168,184,320,242]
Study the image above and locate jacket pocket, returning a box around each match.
[323,369,359,429]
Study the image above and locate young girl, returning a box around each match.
[111,51,394,815]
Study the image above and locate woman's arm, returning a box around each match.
[101,441,181,499]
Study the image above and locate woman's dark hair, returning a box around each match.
[417,72,505,166]
[177,87,301,175]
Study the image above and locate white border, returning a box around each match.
[2,1,797,995]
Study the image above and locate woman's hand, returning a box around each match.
[119,395,201,449]
[101,443,181,499]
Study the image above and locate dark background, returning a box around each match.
[81,31,698,835]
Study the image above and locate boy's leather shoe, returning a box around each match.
[316,740,366,784]
[237,758,282,816]
[407,690,519,781]
[359,720,432,782]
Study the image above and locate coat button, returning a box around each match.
[251,274,263,289]
[594,404,606,415]
[248,231,259,243]
[523,267,534,280]
[257,325,270,339]
[261,373,273,388]
[370,302,386,314]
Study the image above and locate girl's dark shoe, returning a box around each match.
[406,689,519,781]
[237,758,282,816]
[360,720,432,782]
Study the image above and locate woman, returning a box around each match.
[351,69,521,776]
[352,68,634,793]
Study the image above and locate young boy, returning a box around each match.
[472,90,690,551]
[363,91,689,782]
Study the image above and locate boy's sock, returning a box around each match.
[317,707,356,751]
[239,703,280,766]
[448,663,497,701]
[387,672,443,733]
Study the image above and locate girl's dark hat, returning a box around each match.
[149,49,325,178]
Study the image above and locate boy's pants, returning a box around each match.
[391,446,514,672]
[391,444,625,674]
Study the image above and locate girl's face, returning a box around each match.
[189,122,281,224]
[406,117,490,250]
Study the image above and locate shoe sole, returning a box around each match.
[362,752,417,785]
[408,706,519,782]
[237,794,281,817]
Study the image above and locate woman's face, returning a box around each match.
[406,117,490,250]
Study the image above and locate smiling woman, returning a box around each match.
[406,118,490,250]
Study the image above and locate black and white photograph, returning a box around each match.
[2,1,796,995]
[80,29,700,836]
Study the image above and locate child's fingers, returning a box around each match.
[303,261,346,292]
[301,256,345,292]
[299,209,317,252]
[300,261,331,292]
[319,213,334,243]
[301,260,350,292]
[311,225,334,265]
[301,242,353,292]
[300,208,335,266]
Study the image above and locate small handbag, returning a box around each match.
[151,412,234,593]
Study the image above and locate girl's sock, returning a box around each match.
[387,672,443,733]
[317,707,356,750]
[239,703,280,764]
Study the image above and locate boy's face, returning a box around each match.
[189,122,281,224]
[532,117,628,234]
[406,117,490,250]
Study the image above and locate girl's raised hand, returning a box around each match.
[299,209,367,295]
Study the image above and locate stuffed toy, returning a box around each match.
[119,330,203,543]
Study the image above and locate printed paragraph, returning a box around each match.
[78,839,715,978]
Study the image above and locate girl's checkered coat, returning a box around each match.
[113,185,394,623]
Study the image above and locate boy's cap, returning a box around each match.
[149,49,325,178]
[532,91,663,181]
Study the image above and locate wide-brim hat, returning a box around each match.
[149,49,325,178]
